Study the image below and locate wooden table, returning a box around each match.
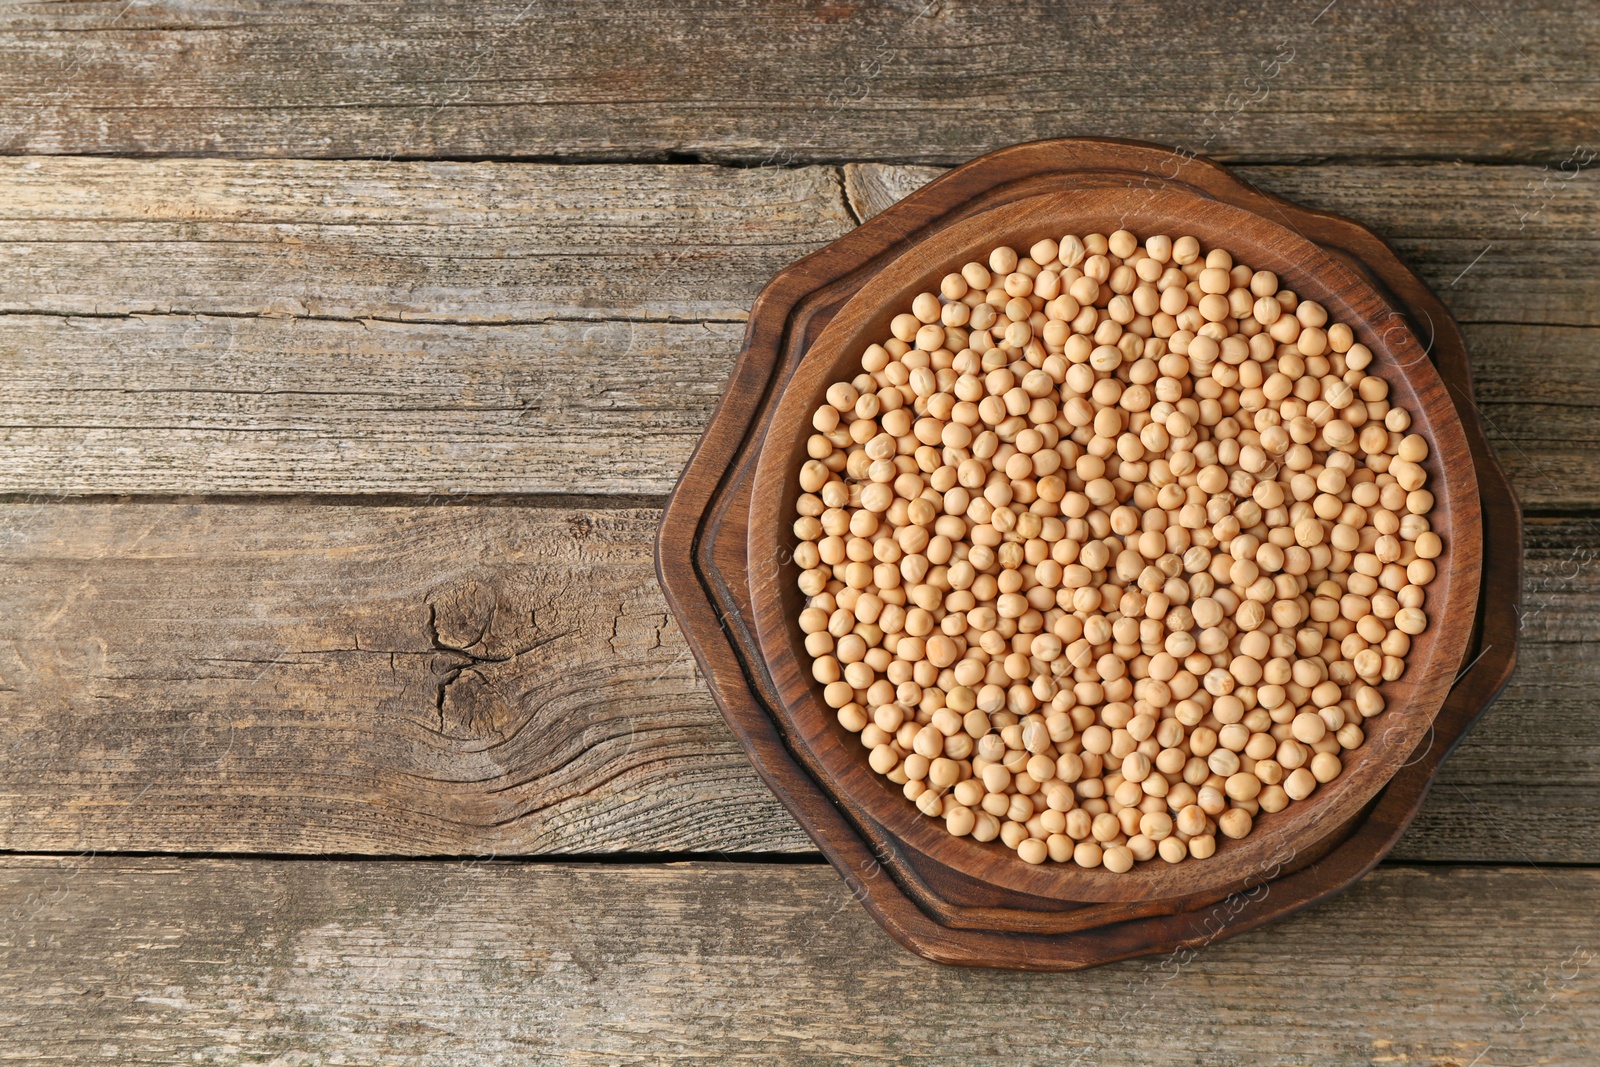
[0,2,1596,1061]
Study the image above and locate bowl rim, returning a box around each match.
[745,182,1482,903]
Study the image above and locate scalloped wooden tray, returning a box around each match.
[656,138,1521,969]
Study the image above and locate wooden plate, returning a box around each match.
[657,138,1521,968]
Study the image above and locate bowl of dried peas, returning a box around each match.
[747,183,1480,901]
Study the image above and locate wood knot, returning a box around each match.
[423,575,578,744]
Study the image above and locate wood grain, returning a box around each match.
[0,314,743,497]
[842,163,946,222]
[0,158,853,323]
[0,158,1595,502]
[2,857,1596,1064]
[1468,325,1600,508]
[0,1,1595,164]
[0,501,805,856]
[0,501,1588,863]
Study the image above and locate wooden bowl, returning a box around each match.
[658,138,1519,967]
[746,184,1480,902]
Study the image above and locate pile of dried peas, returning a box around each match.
[792,230,1441,871]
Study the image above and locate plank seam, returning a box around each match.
[0,491,672,509]
[0,308,750,327]
[2,150,1594,167]
[0,848,828,866]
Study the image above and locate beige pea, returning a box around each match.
[929,757,961,789]
[1225,772,1262,802]
[946,805,976,836]
[1121,751,1152,783]
[1176,804,1208,837]
[1257,785,1289,814]
[1397,434,1429,462]
[989,246,1019,274]
[1140,811,1174,841]
[1218,808,1253,840]
[868,745,899,774]
[1102,844,1135,873]
[1291,711,1327,745]
[953,778,984,807]
[1017,837,1049,865]
[837,704,869,733]
[1394,607,1428,634]
[1284,767,1317,800]
[1391,460,1427,492]
[1310,752,1343,783]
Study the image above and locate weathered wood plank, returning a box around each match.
[0,1,1596,164]
[1468,325,1600,510]
[842,162,944,222]
[1,158,1597,502]
[0,502,811,856]
[0,315,741,497]
[1,858,1596,1064]
[0,159,853,323]
[0,502,1592,864]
